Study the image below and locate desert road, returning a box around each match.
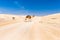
[0,15,40,40]
[0,14,60,40]
[0,21,35,40]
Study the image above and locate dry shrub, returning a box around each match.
[51,18,56,19]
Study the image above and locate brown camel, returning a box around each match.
[12,17,15,20]
[26,15,31,19]
[25,15,32,22]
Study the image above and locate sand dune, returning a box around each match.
[0,13,60,40]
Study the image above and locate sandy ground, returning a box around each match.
[0,14,60,40]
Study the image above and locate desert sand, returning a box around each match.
[0,13,60,40]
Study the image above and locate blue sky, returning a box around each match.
[0,0,60,16]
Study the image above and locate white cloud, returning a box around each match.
[14,1,20,7]
[14,1,25,10]
[0,7,58,16]
[14,1,18,4]
[21,6,25,9]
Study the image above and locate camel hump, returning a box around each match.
[26,15,31,19]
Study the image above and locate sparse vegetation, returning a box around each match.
[39,21,43,23]
[51,18,56,19]
[32,15,35,17]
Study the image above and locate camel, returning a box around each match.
[25,15,35,22]
[12,17,15,20]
